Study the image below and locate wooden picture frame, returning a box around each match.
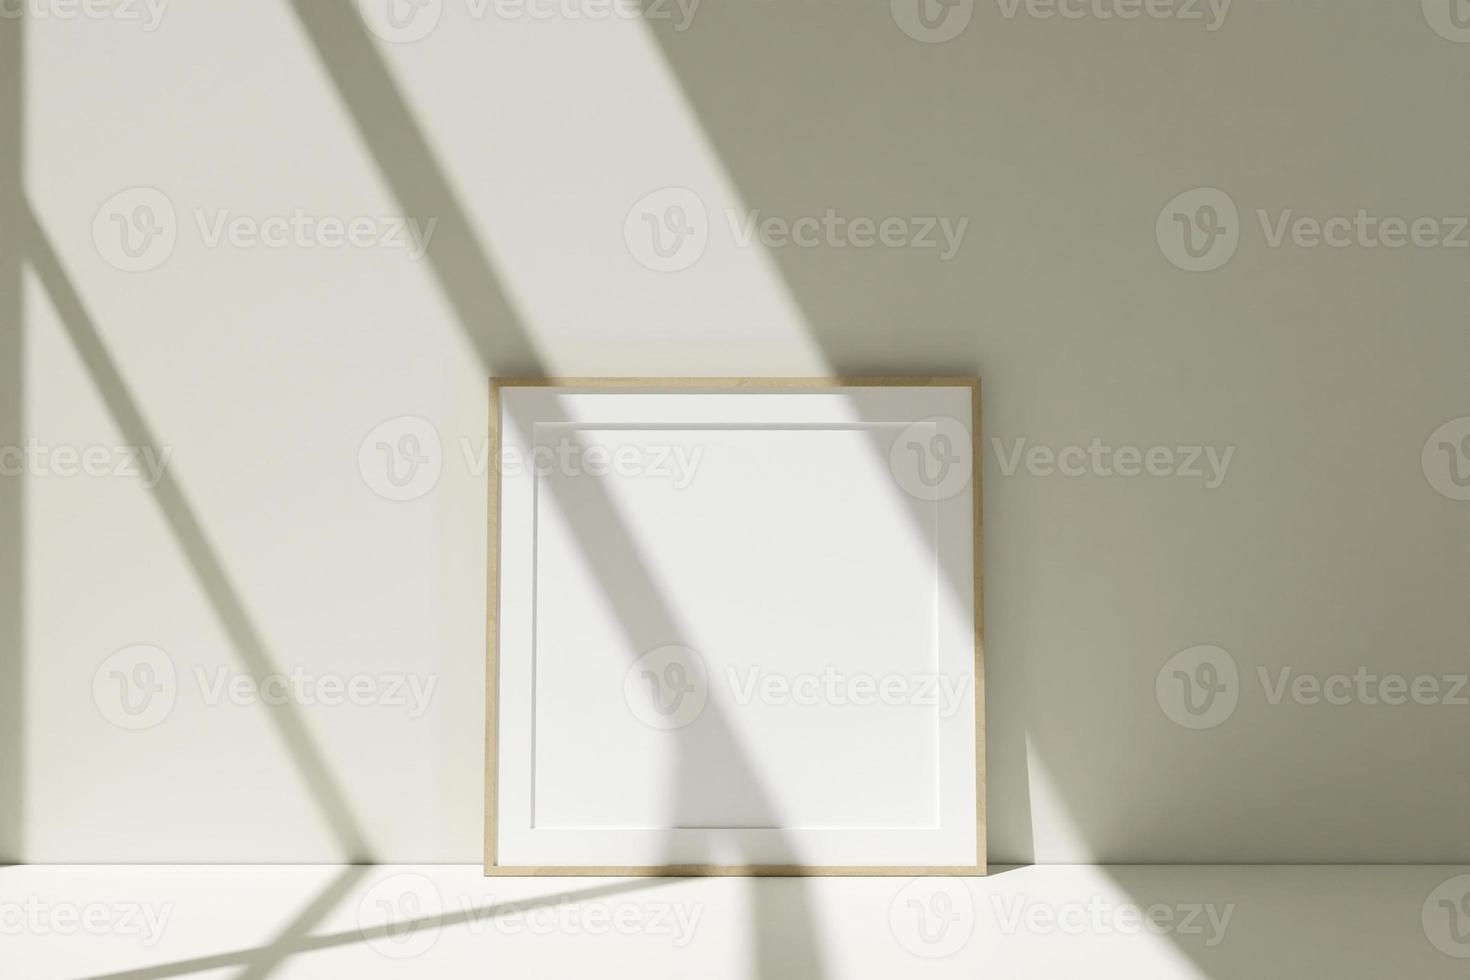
[486,378,984,876]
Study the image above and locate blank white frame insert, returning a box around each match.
[487,379,983,875]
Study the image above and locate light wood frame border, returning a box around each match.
[486,377,984,877]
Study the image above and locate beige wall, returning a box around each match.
[2,0,1466,863]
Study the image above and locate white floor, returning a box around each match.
[4,864,1467,979]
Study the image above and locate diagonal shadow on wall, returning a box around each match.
[634,4,1036,869]
[19,202,374,865]
[5,5,818,977]
[287,4,832,977]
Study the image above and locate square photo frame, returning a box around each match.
[486,378,983,876]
